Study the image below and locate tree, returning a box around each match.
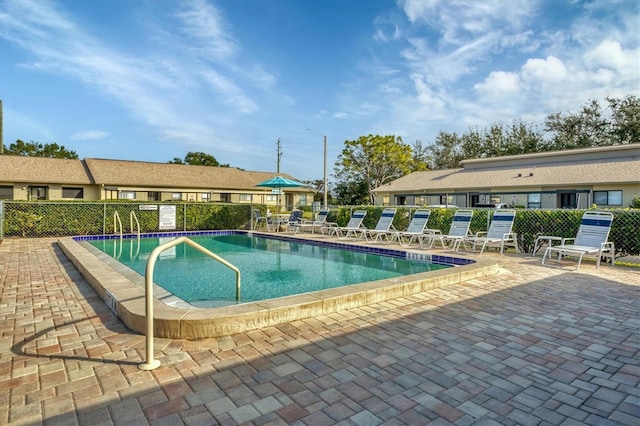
[334,135,415,204]
[427,120,546,169]
[332,179,369,206]
[168,151,229,167]
[545,95,640,150]
[2,139,78,159]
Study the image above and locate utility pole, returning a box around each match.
[276,138,282,173]
[0,99,3,154]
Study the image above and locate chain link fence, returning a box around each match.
[1,201,638,260]
[328,206,640,259]
[0,201,255,238]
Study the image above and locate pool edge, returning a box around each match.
[58,236,500,339]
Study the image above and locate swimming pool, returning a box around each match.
[60,231,498,338]
[87,233,450,306]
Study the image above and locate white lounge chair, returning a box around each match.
[462,209,518,254]
[299,208,332,234]
[334,210,368,239]
[386,209,432,246]
[253,209,270,231]
[419,209,473,251]
[542,211,615,270]
[363,208,398,241]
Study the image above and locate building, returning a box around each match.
[0,156,314,210]
[372,144,640,209]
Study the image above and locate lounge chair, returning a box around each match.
[281,209,303,233]
[333,210,367,239]
[541,211,615,270]
[385,209,432,246]
[461,209,518,254]
[298,208,333,234]
[419,209,473,250]
[253,209,270,231]
[363,208,397,241]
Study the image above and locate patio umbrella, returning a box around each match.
[256,176,305,213]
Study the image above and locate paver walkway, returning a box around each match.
[0,238,638,425]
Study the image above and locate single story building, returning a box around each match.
[0,156,314,211]
[372,143,640,209]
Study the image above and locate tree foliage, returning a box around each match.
[2,139,78,159]
[425,95,639,170]
[334,134,428,204]
[168,151,229,167]
[428,121,546,169]
[545,95,640,150]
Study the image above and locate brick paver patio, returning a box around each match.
[0,238,638,425]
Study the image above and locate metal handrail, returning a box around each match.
[130,211,140,237]
[113,211,123,240]
[138,236,241,370]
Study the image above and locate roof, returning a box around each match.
[0,156,93,184]
[83,158,310,191]
[373,144,640,193]
[0,155,312,192]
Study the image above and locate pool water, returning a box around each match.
[88,234,449,305]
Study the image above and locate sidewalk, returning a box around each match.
[1,238,638,425]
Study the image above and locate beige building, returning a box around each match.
[372,144,640,209]
[0,156,314,210]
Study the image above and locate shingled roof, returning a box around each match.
[0,156,312,192]
[373,144,640,193]
[83,158,309,191]
[0,156,93,184]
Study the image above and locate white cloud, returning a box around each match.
[474,71,521,96]
[520,55,568,85]
[71,130,108,141]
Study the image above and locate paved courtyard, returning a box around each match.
[0,238,638,425]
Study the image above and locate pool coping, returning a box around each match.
[58,231,500,339]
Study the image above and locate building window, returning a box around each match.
[31,186,48,200]
[266,195,277,202]
[527,193,541,209]
[0,186,12,200]
[594,190,622,206]
[62,187,84,199]
[239,194,251,201]
[118,191,136,200]
[171,192,182,201]
[299,194,307,205]
[202,193,211,202]
[148,192,160,201]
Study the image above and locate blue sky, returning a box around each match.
[1,0,638,181]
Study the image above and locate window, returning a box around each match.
[299,194,307,205]
[239,194,252,201]
[0,186,12,200]
[148,192,160,201]
[527,193,541,209]
[202,193,211,202]
[594,190,622,206]
[266,195,277,202]
[439,195,453,205]
[31,186,48,200]
[171,192,182,201]
[62,187,83,199]
[118,191,136,200]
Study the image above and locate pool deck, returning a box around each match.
[1,237,639,425]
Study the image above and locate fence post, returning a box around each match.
[0,200,4,240]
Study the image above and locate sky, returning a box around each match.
[0,0,638,182]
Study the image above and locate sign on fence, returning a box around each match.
[159,205,176,230]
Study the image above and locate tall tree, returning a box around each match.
[334,135,414,204]
[2,140,78,159]
[168,151,229,167]
[545,95,640,150]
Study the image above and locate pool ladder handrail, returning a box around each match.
[113,210,123,240]
[138,236,241,371]
[129,211,141,258]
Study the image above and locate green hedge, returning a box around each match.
[1,201,253,238]
[331,206,640,257]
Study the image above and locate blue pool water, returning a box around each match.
[87,233,450,305]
